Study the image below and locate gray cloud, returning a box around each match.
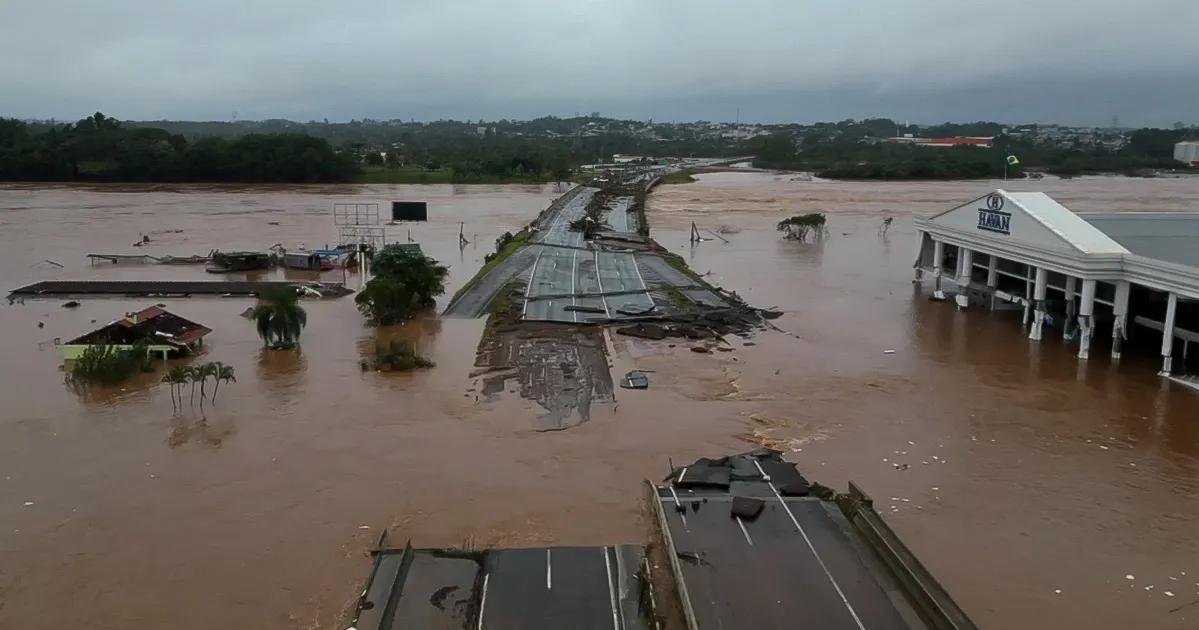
[2,0,1196,125]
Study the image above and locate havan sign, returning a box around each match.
[976,194,1011,235]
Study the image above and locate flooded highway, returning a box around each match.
[1,176,1197,629]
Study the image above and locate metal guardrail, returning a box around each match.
[644,480,700,630]
[837,482,978,630]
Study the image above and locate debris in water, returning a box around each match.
[1165,591,1175,597]
[690,346,710,353]
[620,370,649,389]
[616,323,667,340]
[1054,589,1062,594]
[1126,574,1136,580]
[883,349,895,354]
[62,300,80,308]
[23,501,34,507]
[730,496,764,520]
[564,305,606,314]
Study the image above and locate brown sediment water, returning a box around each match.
[648,172,1199,630]
[0,176,1196,629]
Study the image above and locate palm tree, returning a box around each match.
[252,287,307,349]
[185,366,200,407]
[161,372,176,412]
[161,366,189,413]
[212,364,236,403]
[198,362,218,403]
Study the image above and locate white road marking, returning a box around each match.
[546,548,552,590]
[753,460,867,630]
[523,248,544,319]
[630,253,654,309]
[477,572,490,630]
[570,248,579,323]
[667,484,688,530]
[594,250,612,318]
[735,516,754,545]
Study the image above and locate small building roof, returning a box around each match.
[67,306,211,347]
[1081,212,1199,268]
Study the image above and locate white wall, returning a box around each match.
[932,195,1079,253]
[1175,141,1199,165]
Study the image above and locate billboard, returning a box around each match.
[391,201,428,222]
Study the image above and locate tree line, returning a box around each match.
[0,113,356,182]
[751,119,1198,180]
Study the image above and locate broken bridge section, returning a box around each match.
[349,543,653,630]
[652,450,977,630]
[476,285,615,431]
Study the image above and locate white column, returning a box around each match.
[1159,292,1178,376]
[1111,281,1131,360]
[1077,279,1097,359]
[1062,276,1078,340]
[1022,266,1034,327]
[932,240,946,300]
[1029,267,1048,340]
[913,231,925,282]
[955,248,974,309]
[985,254,1000,310]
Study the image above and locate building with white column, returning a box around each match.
[913,190,1199,380]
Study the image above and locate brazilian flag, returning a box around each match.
[1006,155,1021,166]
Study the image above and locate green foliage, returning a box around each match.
[751,119,1197,180]
[356,246,450,325]
[99,114,748,180]
[662,169,697,184]
[354,165,454,183]
[252,287,307,348]
[777,213,827,229]
[0,113,355,182]
[777,213,828,241]
[367,339,435,371]
[70,342,154,384]
[211,362,236,403]
[354,277,418,325]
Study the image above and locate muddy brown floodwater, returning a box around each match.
[1,176,1197,629]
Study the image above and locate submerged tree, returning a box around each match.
[252,287,307,349]
[776,213,828,242]
[211,364,236,403]
[365,339,435,372]
[161,366,190,413]
[185,365,200,407]
[70,342,155,385]
[356,247,449,325]
[213,360,236,400]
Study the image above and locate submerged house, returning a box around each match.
[282,250,329,270]
[206,251,271,273]
[62,306,212,360]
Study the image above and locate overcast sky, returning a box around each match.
[2,0,1197,126]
